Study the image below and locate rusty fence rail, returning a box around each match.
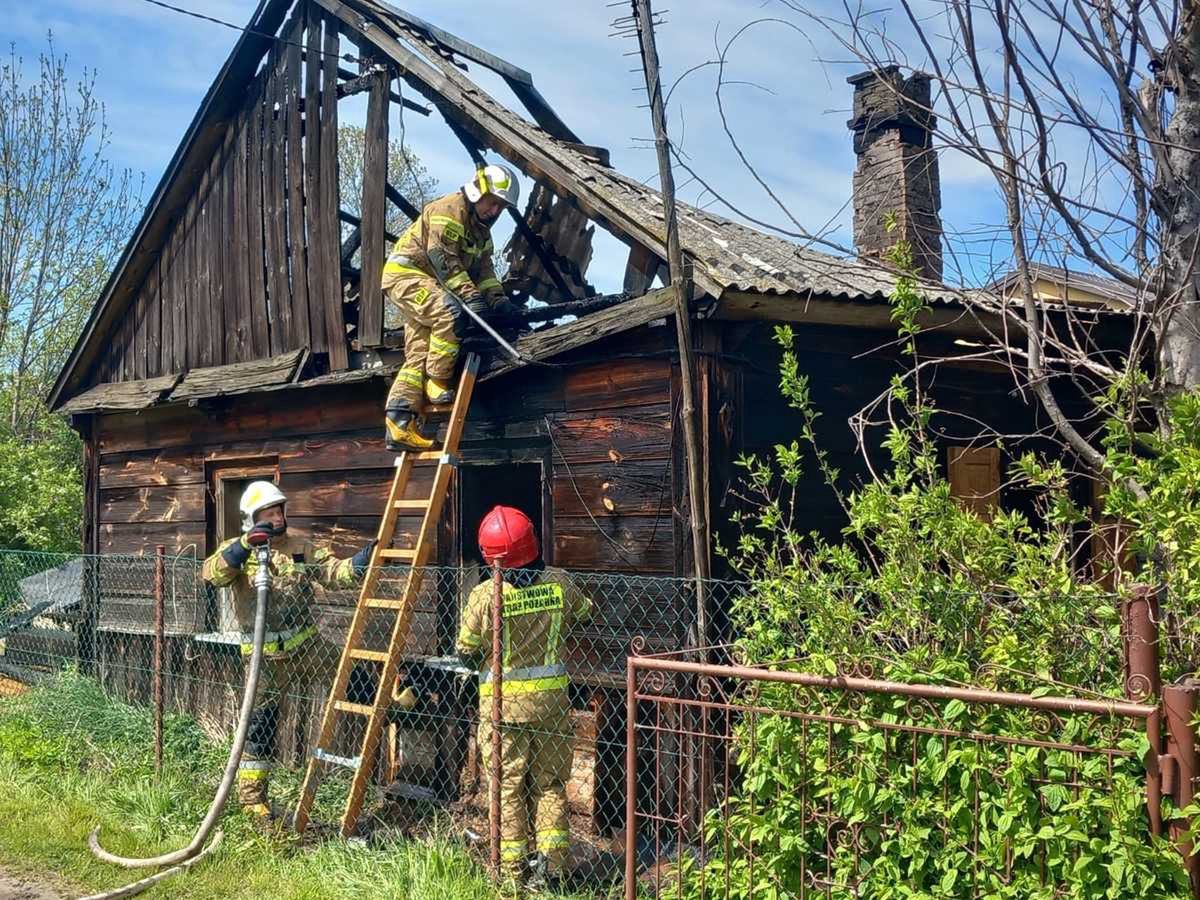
[625,635,1199,898]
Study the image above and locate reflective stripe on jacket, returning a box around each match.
[456,569,592,722]
[381,191,503,305]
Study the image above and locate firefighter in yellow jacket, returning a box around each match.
[201,481,373,819]
[457,506,591,886]
[380,164,522,451]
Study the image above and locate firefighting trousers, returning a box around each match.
[383,274,465,412]
[478,713,573,877]
[237,638,337,807]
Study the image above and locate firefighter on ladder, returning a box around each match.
[201,481,374,821]
[380,163,523,451]
[456,506,592,888]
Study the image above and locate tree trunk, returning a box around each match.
[1156,10,1200,398]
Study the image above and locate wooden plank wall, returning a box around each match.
[97,3,347,386]
[91,328,681,687]
[93,352,677,576]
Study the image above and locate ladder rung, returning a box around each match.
[335,700,374,716]
[312,747,362,770]
[350,649,390,663]
[379,548,416,560]
[425,403,453,416]
[414,451,450,462]
[364,597,406,610]
[393,499,430,510]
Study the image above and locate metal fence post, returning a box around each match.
[489,559,504,880]
[1124,585,1163,836]
[1164,680,1200,896]
[153,544,165,778]
[625,656,638,900]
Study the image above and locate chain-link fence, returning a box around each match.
[5,550,1200,896]
[0,548,744,893]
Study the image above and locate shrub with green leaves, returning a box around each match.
[668,257,1191,896]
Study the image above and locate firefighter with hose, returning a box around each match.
[456,506,592,889]
[201,481,374,821]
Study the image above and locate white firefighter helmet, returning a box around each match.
[240,480,287,531]
[463,163,520,208]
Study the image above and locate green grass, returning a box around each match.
[0,672,604,898]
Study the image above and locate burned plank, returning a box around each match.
[230,105,252,363]
[99,483,206,525]
[280,466,435,517]
[246,73,272,359]
[212,132,232,366]
[623,242,664,295]
[552,460,670,518]
[95,385,378,453]
[145,259,161,376]
[98,522,205,556]
[304,0,328,354]
[480,286,676,381]
[169,348,308,403]
[285,11,312,351]
[553,516,673,573]
[319,13,348,369]
[562,356,670,412]
[99,448,206,488]
[358,65,390,347]
[264,47,292,354]
[130,278,146,380]
[546,404,672,465]
[59,374,183,415]
[195,158,215,368]
[385,182,420,222]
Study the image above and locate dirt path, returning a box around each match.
[0,866,66,900]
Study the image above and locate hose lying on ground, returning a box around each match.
[78,830,224,900]
[84,541,271,892]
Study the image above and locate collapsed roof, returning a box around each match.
[50,0,969,413]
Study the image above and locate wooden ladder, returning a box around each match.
[293,352,480,837]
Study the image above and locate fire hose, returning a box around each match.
[81,533,274,899]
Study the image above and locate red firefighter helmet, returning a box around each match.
[478,505,539,568]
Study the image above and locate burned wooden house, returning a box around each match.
[46,1,1131,834]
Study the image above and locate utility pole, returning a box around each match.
[631,0,710,657]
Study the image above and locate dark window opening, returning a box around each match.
[457,462,545,571]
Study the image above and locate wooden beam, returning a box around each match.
[319,11,349,369]
[385,182,420,221]
[338,209,397,244]
[359,66,390,347]
[480,286,676,382]
[623,243,664,295]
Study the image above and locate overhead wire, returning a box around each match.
[133,0,367,66]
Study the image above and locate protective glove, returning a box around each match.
[351,540,378,576]
[489,297,520,319]
[221,522,274,569]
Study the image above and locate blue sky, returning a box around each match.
[4,0,1014,291]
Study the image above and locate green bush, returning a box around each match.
[671,257,1192,896]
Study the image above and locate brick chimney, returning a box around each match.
[847,66,943,282]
